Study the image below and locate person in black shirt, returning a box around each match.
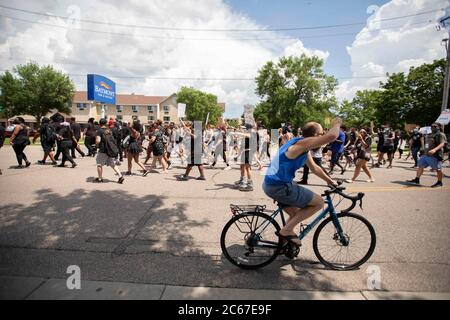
[84,118,97,157]
[409,127,422,168]
[69,117,85,158]
[9,117,31,168]
[95,118,124,184]
[56,122,77,168]
[35,117,57,165]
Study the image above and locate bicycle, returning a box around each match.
[220,185,376,270]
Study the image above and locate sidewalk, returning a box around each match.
[1,276,449,300]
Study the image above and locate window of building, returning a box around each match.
[163,116,170,122]
[132,105,139,113]
[116,105,123,113]
[148,116,155,122]
[148,106,154,113]
[163,105,170,112]
[116,115,123,121]
[76,103,87,110]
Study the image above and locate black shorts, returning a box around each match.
[41,142,54,153]
[381,146,394,154]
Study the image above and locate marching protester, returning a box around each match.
[408,123,447,188]
[345,129,375,183]
[0,122,5,174]
[125,121,149,176]
[69,117,85,159]
[84,118,97,157]
[9,117,31,169]
[376,125,395,169]
[148,123,169,174]
[95,118,124,184]
[233,123,257,192]
[56,121,78,168]
[397,132,406,160]
[35,117,57,165]
[210,126,231,170]
[177,121,206,181]
[328,125,346,175]
[409,127,423,168]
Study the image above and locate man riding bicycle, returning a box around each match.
[262,118,341,247]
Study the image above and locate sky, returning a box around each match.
[0,0,448,118]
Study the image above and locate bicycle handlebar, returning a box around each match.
[322,185,365,213]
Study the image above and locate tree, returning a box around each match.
[254,54,337,129]
[376,72,410,129]
[0,62,75,124]
[405,59,446,126]
[176,87,223,125]
[336,90,380,128]
[0,71,21,120]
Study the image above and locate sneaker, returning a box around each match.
[94,178,104,183]
[143,170,150,177]
[118,177,125,184]
[239,183,254,192]
[125,171,132,176]
[297,180,308,185]
[345,179,354,184]
[71,163,77,168]
[37,160,45,165]
[366,179,375,183]
[177,174,189,181]
[431,181,443,188]
[196,176,206,181]
[407,177,420,185]
[223,166,232,171]
[234,177,245,186]
[25,162,31,168]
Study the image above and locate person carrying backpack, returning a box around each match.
[36,117,57,165]
[95,118,124,184]
[408,123,447,188]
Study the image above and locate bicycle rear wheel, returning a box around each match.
[220,212,282,270]
[313,212,376,271]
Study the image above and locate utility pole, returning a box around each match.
[441,34,450,113]
[439,10,450,131]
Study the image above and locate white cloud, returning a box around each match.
[0,0,328,118]
[336,0,449,102]
[283,40,330,61]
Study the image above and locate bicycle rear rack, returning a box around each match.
[230,204,266,216]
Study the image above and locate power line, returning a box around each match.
[0,69,387,81]
[0,3,444,32]
[0,13,436,42]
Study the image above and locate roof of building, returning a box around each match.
[73,91,168,105]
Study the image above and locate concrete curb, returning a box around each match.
[1,276,450,300]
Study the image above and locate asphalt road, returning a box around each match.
[0,146,449,296]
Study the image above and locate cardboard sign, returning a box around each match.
[177,103,186,118]
[436,109,450,125]
[243,104,256,126]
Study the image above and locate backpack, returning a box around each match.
[46,125,57,144]
[103,129,119,158]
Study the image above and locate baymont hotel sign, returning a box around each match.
[87,74,116,105]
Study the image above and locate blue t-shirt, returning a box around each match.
[264,137,308,185]
[330,130,346,154]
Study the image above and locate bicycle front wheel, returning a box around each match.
[220,212,282,270]
[313,213,376,271]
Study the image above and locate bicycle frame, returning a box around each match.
[253,193,347,248]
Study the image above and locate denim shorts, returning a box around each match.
[418,156,442,170]
[263,182,315,209]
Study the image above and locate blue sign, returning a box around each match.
[87,74,116,105]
